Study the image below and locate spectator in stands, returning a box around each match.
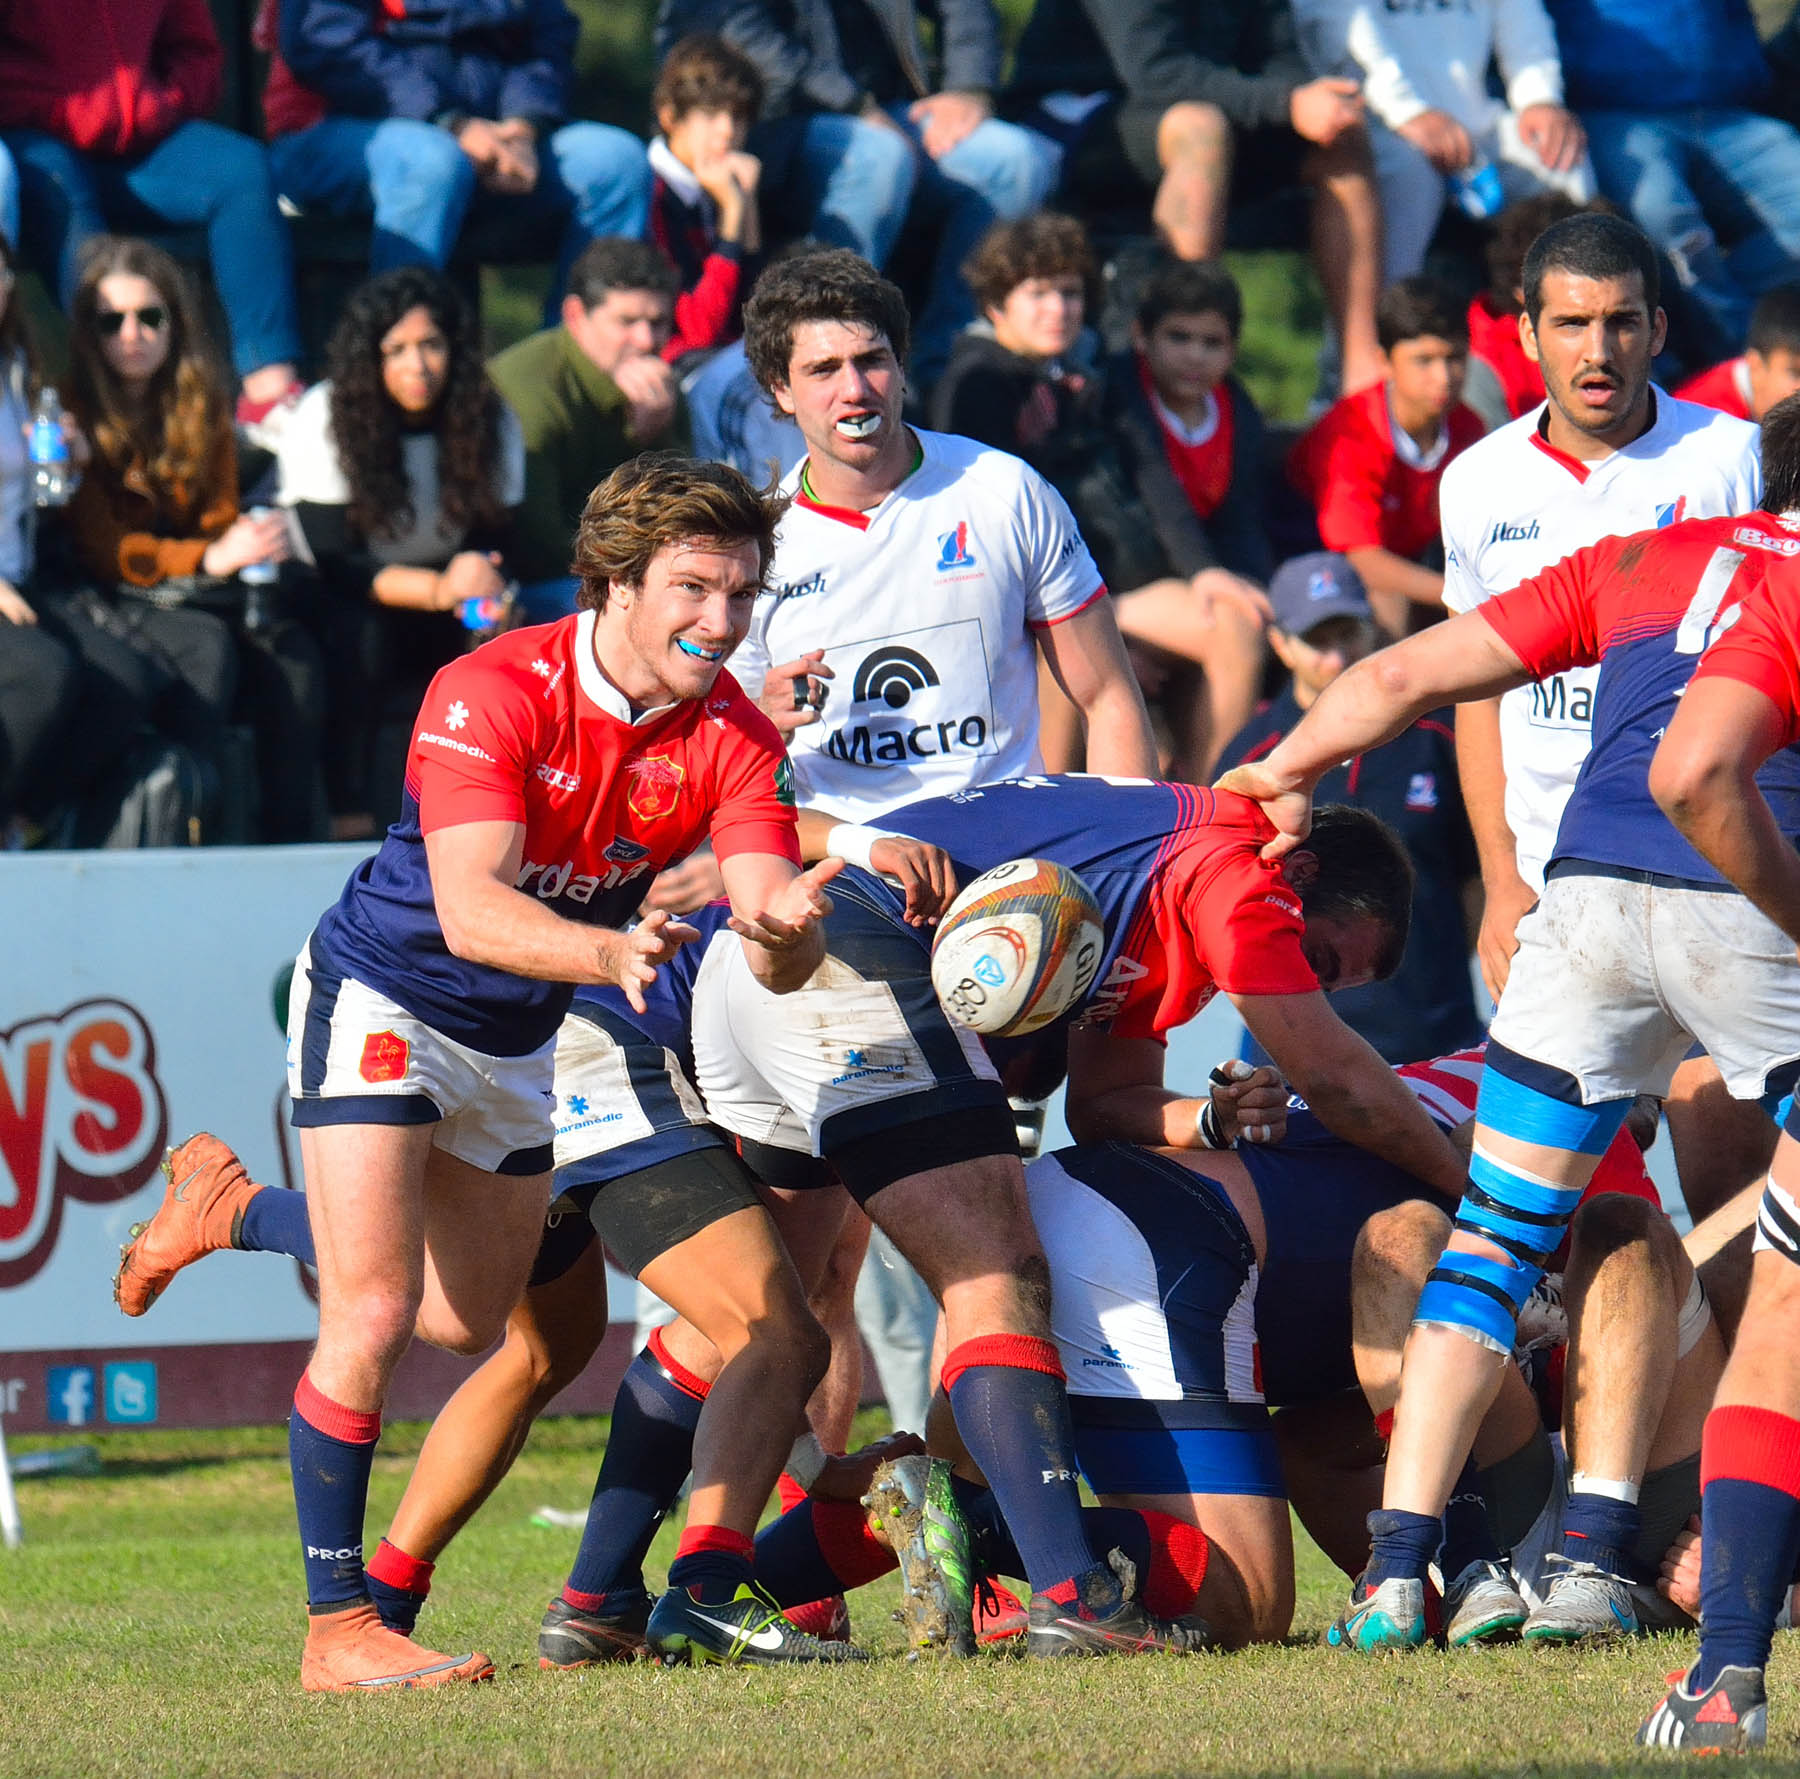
[64,236,326,843]
[1547,0,1800,364]
[650,35,764,363]
[1462,191,1583,429]
[657,0,1059,388]
[934,213,1269,778]
[276,267,523,837]
[1675,283,1800,423]
[1214,550,1481,1063]
[488,239,689,622]
[260,0,651,295]
[0,0,304,437]
[1288,274,1484,634]
[1007,0,1386,396]
[1292,0,1591,283]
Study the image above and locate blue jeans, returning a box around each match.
[755,108,1061,385]
[1584,107,1800,359]
[2,120,300,376]
[269,116,650,298]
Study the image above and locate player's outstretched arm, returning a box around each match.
[426,820,699,1006]
[1215,613,1529,859]
[1234,990,1468,1200]
[720,852,843,992]
[1035,598,1160,780]
[1650,674,1800,942]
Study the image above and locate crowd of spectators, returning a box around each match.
[2,0,1799,864]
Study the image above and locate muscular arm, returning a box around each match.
[1036,599,1159,779]
[1063,1028,1220,1149]
[1650,675,1800,941]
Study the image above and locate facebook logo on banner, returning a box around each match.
[46,1366,96,1427]
[104,1362,158,1425]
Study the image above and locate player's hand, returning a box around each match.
[810,1431,927,1501]
[0,579,36,625]
[729,857,843,953]
[604,909,701,1014]
[1657,1515,1702,1617]
[1475,869,1538,1001]
[644,847,726,915]
[868,836,958,926]
[908,90,990,159]
[611,353,679,442]
[1212,761,1314,860]
[1209,1059,1287,1144]
[1289,77,1364,147]
[1397,107,1473,174]
[759,651,834,736]
[1518,102,1585,173]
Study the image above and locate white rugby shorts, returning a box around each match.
[287,939,556,1176]
[1489,871,1800,1104]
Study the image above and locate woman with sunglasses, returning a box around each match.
[64,234,326,841]
[275,266,524,838]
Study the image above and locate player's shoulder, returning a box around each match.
[694,668,786,760]
[915,426,1051,509]
[1659,391,1759,452]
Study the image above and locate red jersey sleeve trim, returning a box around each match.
[1028,583,1108,629]
[792,488,871,530]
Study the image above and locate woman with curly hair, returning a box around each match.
[65,233,325,841]
[277,266,524,835]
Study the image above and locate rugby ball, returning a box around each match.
[930,859,1104,1037]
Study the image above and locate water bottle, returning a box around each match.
[240,506,281,630]
[28,387,73,508]
[1450,156,1505,221]
[460,581,518,646]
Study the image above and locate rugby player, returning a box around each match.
[142,456,839,1692]
[1629,510,1800,1746]
[1216,404,1800,1667]
[690,773,1467,1653]
[1437,209,1766,1221]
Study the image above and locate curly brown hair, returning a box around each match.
[573,451,788,610]
[961,212,1100,320]
[68,235,229,510]
[324,267,505,543]
[654,33,763,129]
[743,250,910,397]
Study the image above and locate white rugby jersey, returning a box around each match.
[730,428,1105,820]
[1439,392,1760,887]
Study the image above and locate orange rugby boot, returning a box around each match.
[113,1133,263,1316]
[301,1603,496,1692]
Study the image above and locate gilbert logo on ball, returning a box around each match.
[930,859,1104,1037]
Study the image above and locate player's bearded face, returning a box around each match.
[611,539,760,703]
[776,320,906,466]
[1526,270,1664,439]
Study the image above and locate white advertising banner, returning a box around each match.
[0,845,635,1433]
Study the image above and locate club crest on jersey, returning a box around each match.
[626,753,685,820]
[935,522,976,572]
[604,836,652,865]
[1657,496,1688,529]
[1405,772,1439,810]
[359,1031,410,1084]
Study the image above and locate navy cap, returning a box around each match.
[1268,551,1372,636]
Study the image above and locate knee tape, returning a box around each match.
[1754,1176,1800,1263]
[1478,1062,1632,1157]
[1414,1248,1539,1356]
[1461,1143,1584,1265]
[1676,1272,1712,1360]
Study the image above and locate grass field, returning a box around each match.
[4,1412,1793,1778]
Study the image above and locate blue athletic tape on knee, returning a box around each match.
[1476,1070,1630,1156]
[1414,1250,1536,1352]
[1467,1145,1587,1218]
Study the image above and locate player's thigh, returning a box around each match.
[298,1119,435,1320]
[515,1232,611,1392]
[1487,872,1694,1105]
[418,1149,550,1354]
[637,1201,821,1363]
[759,1178,859,1294]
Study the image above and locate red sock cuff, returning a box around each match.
[675,1522,755,1562]
[294,1373,381,1445]
[811,1499,900,1590]
[1373,1407,1395,1445]
[1702,1404,1800,1496]
[366,1538,434,1596]
[1137,1511,1211,1620]
[941,1334,1066,1393]
[777,1470,810,1514]
[647,1326,712,1401]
